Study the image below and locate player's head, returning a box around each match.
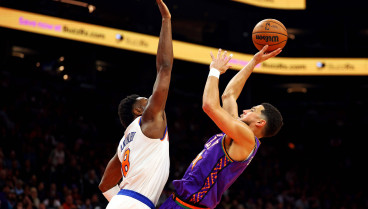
[239,102,283,138]
[118,94,148,129]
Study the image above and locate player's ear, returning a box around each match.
[133,107,144,116]
[256,119,266,128]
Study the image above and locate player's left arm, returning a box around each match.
[98,152,122,201]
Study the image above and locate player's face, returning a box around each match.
[239,105,265,125]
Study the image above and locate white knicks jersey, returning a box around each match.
[117,116,170,206]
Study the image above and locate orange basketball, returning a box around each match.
[252,19,288,53]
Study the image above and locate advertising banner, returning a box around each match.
[1,7,367,75]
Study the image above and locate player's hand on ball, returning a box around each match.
[253,45,282,65]
[210,49,233,74]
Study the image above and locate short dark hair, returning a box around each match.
[261,102,283,137]
[118,94,139,129]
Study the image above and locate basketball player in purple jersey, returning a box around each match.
[159,45,283,209]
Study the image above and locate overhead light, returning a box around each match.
[96,66,104,72]
[288,33,295,40]
[58,66,65,72]
[12,52,24,58]
[11,46,37,58]
[96,60,110,72]
[53,0,88,7]
[63,74,70,81]
[88,5,96,13]
[279,83,314,94]
[287,87,307,93]
[53,0,96,13]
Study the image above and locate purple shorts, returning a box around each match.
[158,194,209,209]
[158,194,181,209]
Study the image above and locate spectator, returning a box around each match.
[62,194,76,209]
[14,180,24,196]
[7,189,17,209]
[48,142,65,173]
[0,185,10,209]
[37,182,46,202]
[39,203,47,209]
[30,187,40,208]
[82,170,99,199]
[42,195,61,209]
[89,194,102,209]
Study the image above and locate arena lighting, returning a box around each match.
[286,28,304,40]
[11,46,37,58]
[63,74,69,81]
[287,86,307,93]
[11,52,24,58]
[288,34,295,40]
[95,60,110,72]
[58,66,65,72]
[96,66,103,72]
[53,0,96,13]
[316,62,325,68]
[87,5,96,13]
[115,34,123,41]
[279,83,313,94]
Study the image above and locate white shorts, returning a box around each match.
[106,194,151,209]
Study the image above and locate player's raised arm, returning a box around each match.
[202,49,252,143]
[155,0,172,74]
[202,49,256,160]
[141,0,173,132]
[202,49,232,113]
[222,46,282,118]
[139,0,173,139]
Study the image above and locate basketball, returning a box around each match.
[252,19,288,53]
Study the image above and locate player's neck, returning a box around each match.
[252,128,263,139]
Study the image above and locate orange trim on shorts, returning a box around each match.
[172,193,209,209]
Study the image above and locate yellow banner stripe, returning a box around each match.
[0,7,367,75]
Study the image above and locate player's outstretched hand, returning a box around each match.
[210,49,233,75]
[156,0,171,19]
[253,45,282,65]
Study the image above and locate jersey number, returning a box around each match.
[121,148,130,177]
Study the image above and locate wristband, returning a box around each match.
[102,185,120,202]
[208,68,220,79]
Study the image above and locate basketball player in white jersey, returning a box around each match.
[98,0,173,208]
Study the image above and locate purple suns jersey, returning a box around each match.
[172,133,260,208]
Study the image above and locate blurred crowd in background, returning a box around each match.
[1,54,367,209]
